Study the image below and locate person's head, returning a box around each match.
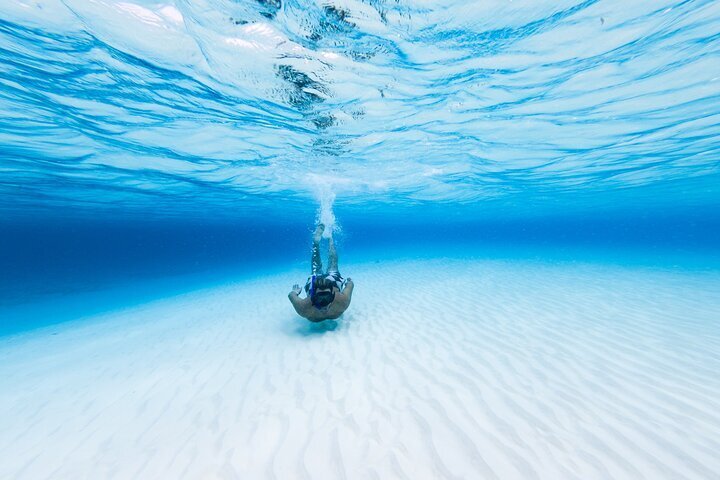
[311,277,335,308]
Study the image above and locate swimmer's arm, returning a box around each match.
[341,278,354,301]
[288,293,309,315]
[288,284,309,313]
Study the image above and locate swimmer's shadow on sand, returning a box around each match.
[291,319,339,337]
[287,315,354,337]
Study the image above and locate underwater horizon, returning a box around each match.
[1,2,720,479]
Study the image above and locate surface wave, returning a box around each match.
[1,0,719,217]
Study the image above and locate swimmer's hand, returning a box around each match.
[342,278,354,300]
[290,284,302,296]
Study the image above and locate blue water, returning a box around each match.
[1,1,720,328]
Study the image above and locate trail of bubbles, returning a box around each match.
[315,185,338,238]
[305,172,345,237]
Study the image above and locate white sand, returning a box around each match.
[1,258,719,479]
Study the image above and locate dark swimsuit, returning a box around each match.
[305,272,345,308]
[305,271,345,294]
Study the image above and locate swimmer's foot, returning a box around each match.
[313,223,325,243]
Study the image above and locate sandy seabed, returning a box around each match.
[1,258,719,480]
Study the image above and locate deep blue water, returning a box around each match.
[1,1,719,328]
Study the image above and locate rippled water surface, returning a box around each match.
[2,0,719,220]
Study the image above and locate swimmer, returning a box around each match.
[288,223,354,322]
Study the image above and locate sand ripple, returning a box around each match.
[1,259,719,479]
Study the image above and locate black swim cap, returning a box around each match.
[312,290,335,308]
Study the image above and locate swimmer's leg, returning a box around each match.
[311,224,324,275]
[328,236,339,273]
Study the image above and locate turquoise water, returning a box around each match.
[3,4,720,477]
[1,0,720,321]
